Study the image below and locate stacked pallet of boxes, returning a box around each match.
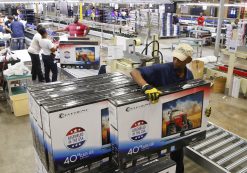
[138,9,149,36]
[28,73,137,173]
[150,10,160,36]
[129,10,137,33]
[28,73,210,173]
[137,9,160,36]
[161,13,180,37]
[162,13,172,37]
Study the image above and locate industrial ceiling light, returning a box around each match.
[67,0,79,2]
[184,3,219,7]
[0,0,55,3]
[182,2,247,7]
[224,3,247,7]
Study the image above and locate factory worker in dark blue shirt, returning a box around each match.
[8,16,25,38]
[130,43,194,173]
[0,25,4,33]
[4,17,12,34]
[7,16,25,50]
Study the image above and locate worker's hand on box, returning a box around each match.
[142,84,162,104]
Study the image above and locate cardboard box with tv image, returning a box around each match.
[59,41,100,69]
[109,80,210,168]
[41,97,112,173]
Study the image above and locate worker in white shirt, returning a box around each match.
[121,10,127,19]
[38,27,58,83]
[27,24,44,82]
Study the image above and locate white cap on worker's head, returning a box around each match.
[172,43,193,61]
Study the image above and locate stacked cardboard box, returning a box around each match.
[129,10,137,33]
[28,72,210,173]
[161,13,180,37]
[28,73,139,173]
[109,79,210,169]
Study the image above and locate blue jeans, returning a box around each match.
[42,54,58,83]
[10,38,25,50]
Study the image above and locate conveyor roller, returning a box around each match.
[186,122,247,173]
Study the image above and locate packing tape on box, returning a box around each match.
[134,38,142,46]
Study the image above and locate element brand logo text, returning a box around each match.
[59,109,88,119]
[126,103,150,112]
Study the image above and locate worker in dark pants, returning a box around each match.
[130,43,194,173]
[8,16,25,50]
[28,25,44,82]
[38,27,58,83]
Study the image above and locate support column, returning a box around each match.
[226,53,236,96]
[214,0,225,56]
[79,2,83,22]
[35,3,38,15]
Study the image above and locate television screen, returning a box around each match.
[101,108,110,145]
[162,91,204,137]
[190,7,203,16]
[165,3,176,13]
[75,47,96,64]
[227,7,238,18]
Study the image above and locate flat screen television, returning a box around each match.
[165,3,176,13]
[162,91,204,138]
[191,7,203,16]
[227,7,238,18]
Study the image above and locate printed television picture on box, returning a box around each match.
[108,80,210,168]
[75,47,95,63]
[101,108,110,146]
[162,91,203,138]
[59,41,100,69]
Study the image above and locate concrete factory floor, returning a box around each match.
[0,92,246,173]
